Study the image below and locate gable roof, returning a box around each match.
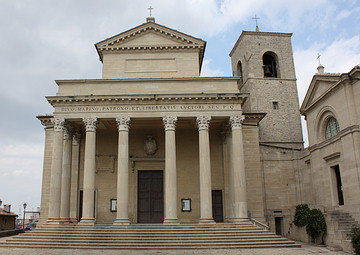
[95,19,206,71]
[300,65,360,115]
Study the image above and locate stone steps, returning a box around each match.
[327,210,360,252]
[0,222,301,250]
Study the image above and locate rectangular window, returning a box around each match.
[273,101,279,110]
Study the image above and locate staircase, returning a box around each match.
[327,210,359,252]
[0,222,300,250]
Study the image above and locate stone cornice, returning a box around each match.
[37,115,54,128]
[308,125,360,152]
[230,30,292,57]
[46,93,248,106]
[241,113,266,126]
[55,76,240,85]
[98,44,203,53]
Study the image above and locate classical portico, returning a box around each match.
[37,17,266,226]
[40,89,253,224]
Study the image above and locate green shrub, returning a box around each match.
[293,204,310,227]
[350,226,360,255]
[306,209,327,241]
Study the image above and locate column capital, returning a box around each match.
[163,116,177,131]
[51,118,65,132]
[230,115,245,129]
[196,116,211,131]
[116,116,131,131]
[83,117,98,132]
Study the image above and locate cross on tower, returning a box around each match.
[252,14,260,31]
[148,6,154,17]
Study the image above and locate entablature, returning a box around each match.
[47,93,248,119]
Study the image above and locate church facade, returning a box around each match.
[299,65,360,249]
[37,16,359,251]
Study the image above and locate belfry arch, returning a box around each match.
[263,51,278,78]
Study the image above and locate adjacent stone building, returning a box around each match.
[299,65,360,250]
[36,16,360,251]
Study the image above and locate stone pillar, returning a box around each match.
[229,115,248,221]
[80,117,98,224]
[69,132,81,222]
[60,126,73,222]
[114,116,131,225]
[163,116,179,224]
[196,116,215,224]
[48,118,65,222]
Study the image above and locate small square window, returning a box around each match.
[273,101,279,110]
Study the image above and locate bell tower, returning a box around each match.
[230,31,303,149]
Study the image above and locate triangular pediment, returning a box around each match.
[112,31,190,47]
[96,21,205,52]
[300,74,340,114]
[95,20,206,69]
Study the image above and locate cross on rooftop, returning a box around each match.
[252,14,260,32]
[317,53,322,65]
[148,6,154,17]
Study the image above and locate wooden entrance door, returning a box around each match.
[138,170,164,223]
[334,165,344,205]
[212,190,224,222]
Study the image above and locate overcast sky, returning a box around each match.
[0,0,359,216]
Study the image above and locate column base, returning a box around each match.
[199,218,216,224]
[46,218,62,225]
[227,217,249,224]
[69,218,78,223]
[58,218,72,224]
[113,219,130,225]
[78,218,95,225]
[163,218,179,225]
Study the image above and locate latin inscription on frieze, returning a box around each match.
[58,104,240,113]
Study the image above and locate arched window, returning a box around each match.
[325,117,340,139]
[237,61,243,82]
[263,52,278,78]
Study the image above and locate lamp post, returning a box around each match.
[23,203,27,229]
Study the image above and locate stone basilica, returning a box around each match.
[33,16,360,251]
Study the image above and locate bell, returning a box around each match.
[264,65,272,76]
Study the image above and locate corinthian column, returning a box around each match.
[69,132,81,222]
[163,116,179,224]
[80,117,98,224]
[114,116,131,225]
[229,115,248,221]
[196,116,214,224]
[60,126,73,222]
[48,118,65,222]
